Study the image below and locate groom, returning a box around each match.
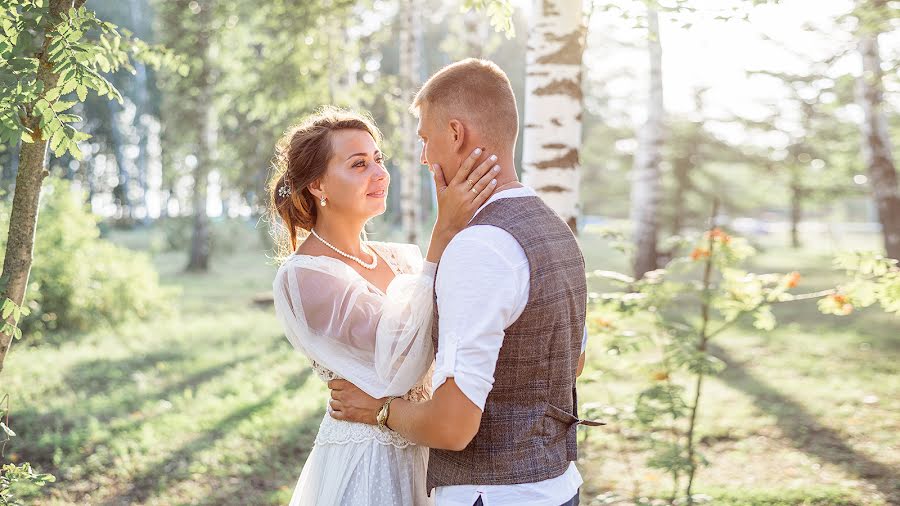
[328,58,593,506]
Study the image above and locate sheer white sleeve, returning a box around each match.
[272,244,435,398]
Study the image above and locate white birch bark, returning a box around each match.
[630,6,665,279]
[399,0,422,243]
[522,0,586,234]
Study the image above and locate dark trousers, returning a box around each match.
[473,490,579,506]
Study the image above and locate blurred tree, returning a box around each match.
[630,3,664,278]
[741,69,865,249]
[153,0,219,271]
[854,0,899,259]
[399,0,423,243]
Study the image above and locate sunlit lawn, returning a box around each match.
[4,224,898,505]
[578,227,899,505]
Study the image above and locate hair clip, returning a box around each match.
[278,181,291,199]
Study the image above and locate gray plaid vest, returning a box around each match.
[426,195,588,492]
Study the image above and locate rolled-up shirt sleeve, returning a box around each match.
[430,230,529,411]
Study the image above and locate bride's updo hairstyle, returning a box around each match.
[267,106,382,259]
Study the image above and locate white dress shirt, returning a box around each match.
[427,186,584,506]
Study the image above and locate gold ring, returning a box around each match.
[471,187,478,194]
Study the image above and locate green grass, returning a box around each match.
[3,226,898,505]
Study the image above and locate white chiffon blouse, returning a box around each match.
[272,241,437,400]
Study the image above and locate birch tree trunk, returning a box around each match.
[399,0,422,244]
[0,0,86,375]
[522,0,586,234]
[630,6,665,279]
[857,24,900,260]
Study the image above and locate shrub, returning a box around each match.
[0,178,177,343]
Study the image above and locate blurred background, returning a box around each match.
[0,0,898,504]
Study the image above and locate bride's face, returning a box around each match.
[317,129,390,221]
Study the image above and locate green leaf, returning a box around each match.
[44,86,61,102]
[76,84,87,101]
[1,299,14,319]
[52,100,76,112]
[49,125,65,154]
[61,79,78,95]
[752,305,776,331]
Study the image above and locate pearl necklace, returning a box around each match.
[310,229,378,270]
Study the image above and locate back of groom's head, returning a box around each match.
[411,58,518,149]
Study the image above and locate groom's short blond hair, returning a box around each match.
[411,58,518,148]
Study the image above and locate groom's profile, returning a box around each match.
[329,58,593,506]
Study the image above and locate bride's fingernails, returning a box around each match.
[473,147,482,156]
[493,165,500,172]
[491,179,497,185]
[490,154,497,161]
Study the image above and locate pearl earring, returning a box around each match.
[320,196,327,207]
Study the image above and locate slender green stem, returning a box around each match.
[685,199,719,504]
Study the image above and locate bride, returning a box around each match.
[268,106,500,505]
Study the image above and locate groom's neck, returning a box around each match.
[491,152,520,188]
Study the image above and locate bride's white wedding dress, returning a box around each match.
[272,241,436,505]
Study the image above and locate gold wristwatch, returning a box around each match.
[376,396,398,431]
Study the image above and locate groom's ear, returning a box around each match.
[448,119,466,153]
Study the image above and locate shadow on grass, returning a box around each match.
[13,346,274,469]
[197,408,324,506]
[65,350,189,396]
[710,342,900,503]
[103,368,314,505]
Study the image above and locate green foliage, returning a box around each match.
[0,393,55,506]
[461,0,515,38]
[0,178,177,342]
[820,252,900,315]
[0,462,55,506]
[589,222,900,502]
[0,1,177,157]
[0,299,29,341]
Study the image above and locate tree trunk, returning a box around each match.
[857,29,900,260]
[106,99,133,222]
[399,0,422,244]
[670,160,689,237]
[0,0,85,376]
[124,0,152,223]
[187,17,214,271]
[522,0,586,234]
[630,6,665,279]
[790,179,802,249]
